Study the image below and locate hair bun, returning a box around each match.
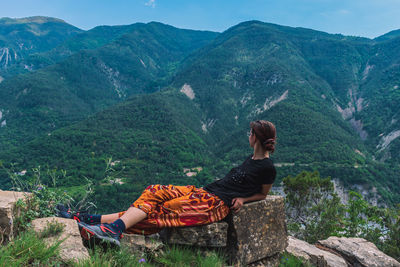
[263,138,275,145]
[263,138,276,152]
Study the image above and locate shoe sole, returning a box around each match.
[80,226,121,247]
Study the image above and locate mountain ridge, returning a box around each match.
[0,18,399,211]
[0,21,219,152]
[0,16,70,25]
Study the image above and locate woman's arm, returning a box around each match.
[231,184,272,213]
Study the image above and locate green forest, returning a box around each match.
[0,19,399,211]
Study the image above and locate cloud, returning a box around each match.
[338,9,350,15]
[145,0,156,8]
[320,9,351,17]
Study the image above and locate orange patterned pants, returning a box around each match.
[118,184,230,235]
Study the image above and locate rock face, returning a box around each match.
[156,196,287,265]
[161,221,228,247]
[226,195,288,265]
[317,237,400,267]
[0,190,31,244]
[286,236,347,267]
[31,217,90,263]
[121,233,164,258]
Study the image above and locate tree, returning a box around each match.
[343,191,400,261]
[283,171,400,260]
[283,171,345,243]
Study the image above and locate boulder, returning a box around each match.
[317,236,400,267]
[225,195,288,265]
[31,217,90,263]
[286,236,347,267]
[121,233,164,258]
[160,221,228,247]
[0,190,31,244]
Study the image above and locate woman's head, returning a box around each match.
[249,120,276,153]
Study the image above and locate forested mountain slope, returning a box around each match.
[358,36,400,164]
[168,21,399,204]
[0,21,218,151]
[0,16,83,78]
[1,24,139,78]
[0,20,399,211]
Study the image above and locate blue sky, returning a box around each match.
[1,0,400,38]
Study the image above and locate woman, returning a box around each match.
[58,120,277,246]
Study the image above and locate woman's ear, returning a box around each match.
[254,135,259,143]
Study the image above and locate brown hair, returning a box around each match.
[250,120,277,153]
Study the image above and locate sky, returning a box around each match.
[1,0,400,38]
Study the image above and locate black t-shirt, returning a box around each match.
[203,154,276,207]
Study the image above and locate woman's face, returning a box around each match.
[248,128,256,148]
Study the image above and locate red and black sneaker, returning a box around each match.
[55,204,88,224]
[78,222,121,247]
[56,204,73,219]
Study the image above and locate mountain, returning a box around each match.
[375,29,400,41]
[1,24,139,78]
[0,20,399,212]
[0,16,83,78]
[358,36,400,164]
[167,21,398,203]
[0,91,215,211]
[0,22,219,151]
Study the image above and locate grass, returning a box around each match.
[78,244,227,267]
[77,246,152,267]
[39,221,65,239]
[0,231,316,266]
[0,230,228,266]
[0,230,63,266]
[278,251,315,267]
[154,245,226,267]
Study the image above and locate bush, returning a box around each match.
[3,164,92,231]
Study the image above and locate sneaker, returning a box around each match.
[78,222,121,247]
[55,204,73,219]
[55,204,86,223]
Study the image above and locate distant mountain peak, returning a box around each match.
[0,16,67,25]
[375,29,400,41]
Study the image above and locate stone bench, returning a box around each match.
[122,195,288,266]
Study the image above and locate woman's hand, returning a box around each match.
[231,197,245,213]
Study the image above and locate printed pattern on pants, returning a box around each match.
[118,184,230,235]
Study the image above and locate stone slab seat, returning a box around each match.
[0,190,31,244]
[160,221,229,247]
[160,195,288,265]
